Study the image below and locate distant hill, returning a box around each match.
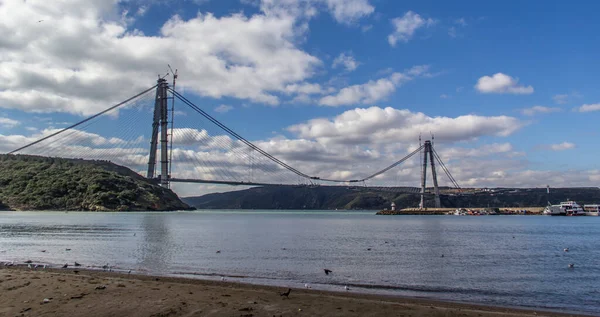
[0,154,193,211]
[182,186,600,210]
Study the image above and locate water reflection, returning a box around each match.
[136,213,173,273]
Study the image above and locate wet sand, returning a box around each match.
[0,267,587,317]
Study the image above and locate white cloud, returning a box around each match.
[548,142,575,151]
[258,0,374,24]
[318,65,430,106]
[475,73,534,94]
[0,117,19,128]
[455,18,467,26]
[288,106,524,145]
[575,103,600,112]
[448,27,457,38]
[324,0,374,24]
[0,0,322,115]
[214,104,233,113]
[388,11,436,46]
[520,106,561,116]
[553,94,568,104]
[284,83,323,95]
[332,52,359,72]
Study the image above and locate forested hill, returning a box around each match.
[0,154,193,211]
[183,186,600,210]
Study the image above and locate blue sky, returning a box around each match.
[0,0,599,195]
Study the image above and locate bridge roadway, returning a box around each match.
[163,178,423,194]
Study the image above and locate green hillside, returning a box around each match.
[183,186,600,210]
[0,154,193,211]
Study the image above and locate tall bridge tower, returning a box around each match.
[419,140,441,209]
[146,78,170,187]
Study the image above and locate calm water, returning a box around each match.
[1,211,599,315]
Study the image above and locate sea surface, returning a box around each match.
[1,211,599,315]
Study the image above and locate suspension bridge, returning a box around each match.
[7,77,461,208]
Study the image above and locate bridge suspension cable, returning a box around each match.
[8,84,159,155]
[170,88,428,184]
[432,148,461,190]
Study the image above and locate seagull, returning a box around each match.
[568,263,574,268]
[102,264,109,271]
[41,250,46,253]
[367,248,371,251]
[304,283,311,289]
[62,263,68,269]
[564,248,569,252]
[216,250,221,254]
[441,254,444,258]
[128,270,132,274]
[324,269,332,275]
[220,276,225,281]
[344,286,350,291]
[279,288,291,298]
[38,20,44,23]
[27,264,32,269]
[65,248,71,251]
[74,262,81,267]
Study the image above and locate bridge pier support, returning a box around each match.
[146,78,170,188]
[419,140,441,209]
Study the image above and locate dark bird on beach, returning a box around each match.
[65,248,71,251]
[74,262,81,266]
[38,20,43,22]
[280,288,291,298]
[216,250,221,254]
[324,269,332,275]
[441,254,444,258]
[367,248,371,251]
[25,260,32,264]
[41,250,46,252]
[568,263,574,268]
[62,263,68,268]
[564,248,569,252]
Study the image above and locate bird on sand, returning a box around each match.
[280,288,291,298]
[62,263,68,268]
[564,248,569,252]
[74,262,81,266]
[221,277,225,281]
[324,269,332,275]
[216,250,221,254]
[344,286,350,291]
[568,263,574,268]
[304,283,310,289]
[38,20,43,22]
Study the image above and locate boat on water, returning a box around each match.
[543,201,585,216]
[583,204,600,216]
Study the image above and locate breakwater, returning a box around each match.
[376,207,545,215]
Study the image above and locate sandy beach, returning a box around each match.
[0,267,588,317]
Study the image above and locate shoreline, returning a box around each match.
[0,266,590,317]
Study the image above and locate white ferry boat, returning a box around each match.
[543,201,585,216]
[583,204,600,216]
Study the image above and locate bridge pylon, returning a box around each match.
[146,78,170,188]
[419,140,441,209]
